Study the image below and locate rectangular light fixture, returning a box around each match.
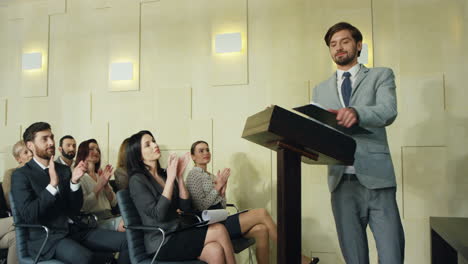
[22,52,42,70]
[110,62,133,81]
[215,32,242,53]
[358,43,369,65]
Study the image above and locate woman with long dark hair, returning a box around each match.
[187,140,319,264]
[75,139,124,231]
[126,130,236,263]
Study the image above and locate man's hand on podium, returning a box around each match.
[328,107,359,128]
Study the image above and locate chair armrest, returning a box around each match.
[14,223,49,264]
[124,225,165,232]
[180,211,203,223]
[124,225,165,264]
[226,203,239,212]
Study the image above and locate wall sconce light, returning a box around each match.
[358,43,368,64]
[22,52,42,70]
[215,32,242,53]
[110,62,133,81]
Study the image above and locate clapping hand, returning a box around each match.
[97,164,113,189]
[215,168,230,191]
[72,161,87,184]
[177,152,190,180]
[167,153,179,183]
[48,156,59,187]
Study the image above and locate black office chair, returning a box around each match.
[117,190,205,264]
[9,193,64,264]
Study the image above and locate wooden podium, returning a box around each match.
[242,105,356,263]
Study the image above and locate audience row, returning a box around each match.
[1,122,318,264]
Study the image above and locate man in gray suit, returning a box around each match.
[312,22,405,263]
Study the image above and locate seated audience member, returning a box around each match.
[75,139,124,232]
[11,122,130,264]
[3,140,33,210]
[114,138,129,191]
[0,216,18,264]
[56,135,77,168]
[127,130,236,263]
[187,141,319,264]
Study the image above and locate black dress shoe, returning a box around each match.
[310,257,320,264]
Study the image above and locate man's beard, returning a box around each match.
[333,50,357,66]
[61,149,75,160]
[36,146,55,160]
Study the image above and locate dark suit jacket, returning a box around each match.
[129,171,192,254]
[11,159,83,260]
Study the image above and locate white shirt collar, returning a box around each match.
[33,157,48,170]
[59,156,71,166]
[337,63,361,80]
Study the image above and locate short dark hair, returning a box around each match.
[23,122,51,143]
[190,140,209,155]
[324,22,363,55]
[75,139,101,173]
[59,135,74,147]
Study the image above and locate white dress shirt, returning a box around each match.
[336,63,362,174]
[33,157,80,195]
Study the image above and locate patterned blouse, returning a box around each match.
[186,167,226,211]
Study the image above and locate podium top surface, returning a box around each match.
[242,105,356,165]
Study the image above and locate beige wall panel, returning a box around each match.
[4,19,22,99]
[142,0,195,91]
[19,0,49,97]
[153,119,213,172]
[94,0,112,9]
[404,219,430,264]
[0,126,21,154]
[399,73,445,146]
[7,1,23,20]
[399,2,445,74]
[107,117,153,167]
[107,0,139,92]
[402,146,449,219]
[154,87,191,149]
[210,0,248,86]
[0,98,6,126]
[269,80,309,110]
[0,153,15,182]
[213,117,271,211]
[371,0,400,70]
[0,7,8,98]
[301,182,338,253]
[48,0,66,15]
[446,118,468,184]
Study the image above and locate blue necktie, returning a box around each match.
[341,72,352,107]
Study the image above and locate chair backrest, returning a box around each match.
[9,193,65,264]
[117,190,153,264]
[0,184,10,217]
[117,190,205,264]
[9,192,33,262]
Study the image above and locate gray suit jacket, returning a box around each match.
[312,65,397,192]
[128,171,192,254]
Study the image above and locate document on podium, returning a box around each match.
[293,103,371,135]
